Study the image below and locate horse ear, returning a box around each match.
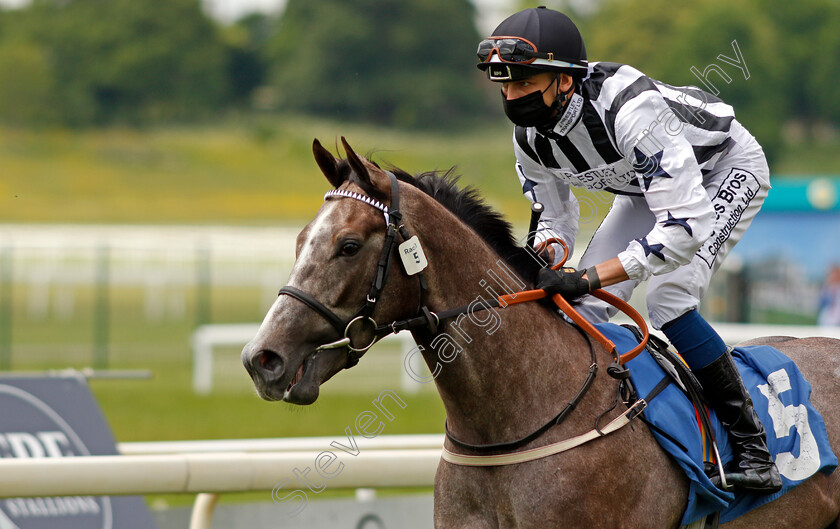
[341,136,372,187]
[313,138,343,188]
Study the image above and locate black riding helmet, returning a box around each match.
[477,6,588,82]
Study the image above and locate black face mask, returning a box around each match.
[502,78,559,129]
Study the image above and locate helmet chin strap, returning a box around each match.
[538,74,572,132]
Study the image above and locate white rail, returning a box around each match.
[0,447,442,529]
[118,434,444,455]
[0,450,441,497]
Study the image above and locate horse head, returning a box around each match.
[241,138,422,404]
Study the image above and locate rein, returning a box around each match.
[281,173,652,462]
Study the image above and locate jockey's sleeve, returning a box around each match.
[612,88,716,281]
[513,133,579,265]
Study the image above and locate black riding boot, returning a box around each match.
[694,350,783,494]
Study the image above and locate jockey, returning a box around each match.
[477,6,781,493]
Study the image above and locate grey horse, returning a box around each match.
[242,139,840,528]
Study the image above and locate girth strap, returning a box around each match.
[442,399,647,466]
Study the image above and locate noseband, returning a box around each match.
[278,172,427,369]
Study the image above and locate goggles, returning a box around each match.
[477,36,550,65]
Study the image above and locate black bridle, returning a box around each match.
[278,172,428,369]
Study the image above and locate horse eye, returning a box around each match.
[340,241,361,256]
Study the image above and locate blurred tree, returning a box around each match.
[760,0,840,137]
[584,0,786,162]
[8,0,229,125]
[266,0,489,129]
[223,13,273,106]
[812,7,840,130]
[512,0,606,18]
[0,40,55,125]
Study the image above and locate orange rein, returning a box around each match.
[496,239,649,364]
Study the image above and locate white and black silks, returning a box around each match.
[514,62,770,328]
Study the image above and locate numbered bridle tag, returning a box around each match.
[398,236,428,275]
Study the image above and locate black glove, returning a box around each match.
[536,267,592,301]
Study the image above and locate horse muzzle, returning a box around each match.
[241,340,342,404]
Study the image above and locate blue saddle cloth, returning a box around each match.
[595,323,838,525]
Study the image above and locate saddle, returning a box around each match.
[619,325,724,529]
[621,326,722,467]
[605,323,837,527]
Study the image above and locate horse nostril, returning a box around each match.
[257,349,284,375]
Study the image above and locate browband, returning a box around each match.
[324,188,390,224]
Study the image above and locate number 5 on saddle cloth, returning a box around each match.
[602,323,838,527]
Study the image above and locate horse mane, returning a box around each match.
[388,166,545,285]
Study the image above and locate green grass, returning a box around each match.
[0,116,536,224]
[2,116,834,226]
[91,363,446,442]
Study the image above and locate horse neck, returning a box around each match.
[405,192,615,445]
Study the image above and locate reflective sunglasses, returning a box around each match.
[477,36,552,64]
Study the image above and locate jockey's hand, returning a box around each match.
[540,244,556,265]
[536,267,591,301]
